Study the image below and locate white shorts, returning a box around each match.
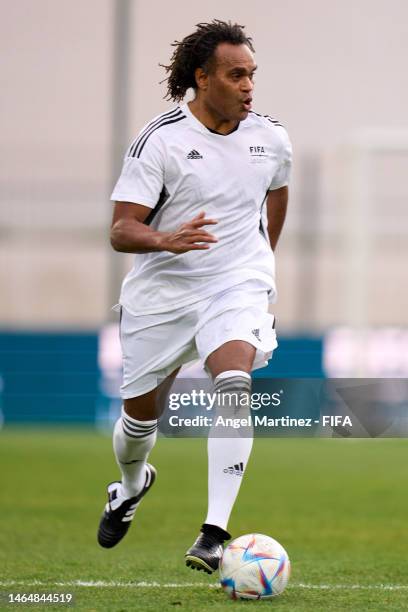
[119,280,278,398]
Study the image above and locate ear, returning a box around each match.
[194,67,208,91]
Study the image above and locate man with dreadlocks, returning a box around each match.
[98,19,292,574]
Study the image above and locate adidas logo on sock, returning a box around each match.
[187,149,203,159]
[223,462,244,476]
[251,328,261,341]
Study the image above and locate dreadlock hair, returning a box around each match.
[161,19,254,102]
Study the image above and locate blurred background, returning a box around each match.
[1,0,407,425]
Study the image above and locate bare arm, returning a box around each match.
[265,186,288,251]
[110,202,218,254]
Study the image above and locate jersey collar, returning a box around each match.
[180,103,242,136]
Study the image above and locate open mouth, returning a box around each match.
[242,98,252,111]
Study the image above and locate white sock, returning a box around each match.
[113,407,158,498]
[205,370,254,531]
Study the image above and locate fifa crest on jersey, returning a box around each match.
[249,146,266,155]
[249,145,269,163]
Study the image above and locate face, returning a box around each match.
[199,43,256,123]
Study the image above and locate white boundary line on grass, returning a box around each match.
[1,581,408,591]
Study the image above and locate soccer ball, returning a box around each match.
[219,533,290,600]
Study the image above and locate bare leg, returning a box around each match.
[206,340,256,378]
[123,367,181,420]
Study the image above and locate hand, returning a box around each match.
[158,211,218,254]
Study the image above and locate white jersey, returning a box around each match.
[111,103,292,316]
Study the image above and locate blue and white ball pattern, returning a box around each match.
[220,533,290,600]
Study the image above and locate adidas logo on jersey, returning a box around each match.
[223,462,244,476]
[251,328,261,341]
[187,149,203,159]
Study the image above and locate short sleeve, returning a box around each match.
[110,132,164,208]
[268,127,292,191]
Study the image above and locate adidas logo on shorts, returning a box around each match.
[187,149,203,159]
[251,328,261,341]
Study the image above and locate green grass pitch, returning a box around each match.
[1,429,408,610]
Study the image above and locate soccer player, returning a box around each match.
[98,20,292,574]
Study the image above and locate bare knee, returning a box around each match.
[123,367,180,420]
[206,341,256,379]
[124,392,159,421]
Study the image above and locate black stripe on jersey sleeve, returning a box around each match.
[133,111,185,158]
[266,117,283,128]
[250,111,284,128]
[143,185,170,226]
[259,191,268,239]
[128,107,181,157]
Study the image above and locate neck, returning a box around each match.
[188,98,238,135]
